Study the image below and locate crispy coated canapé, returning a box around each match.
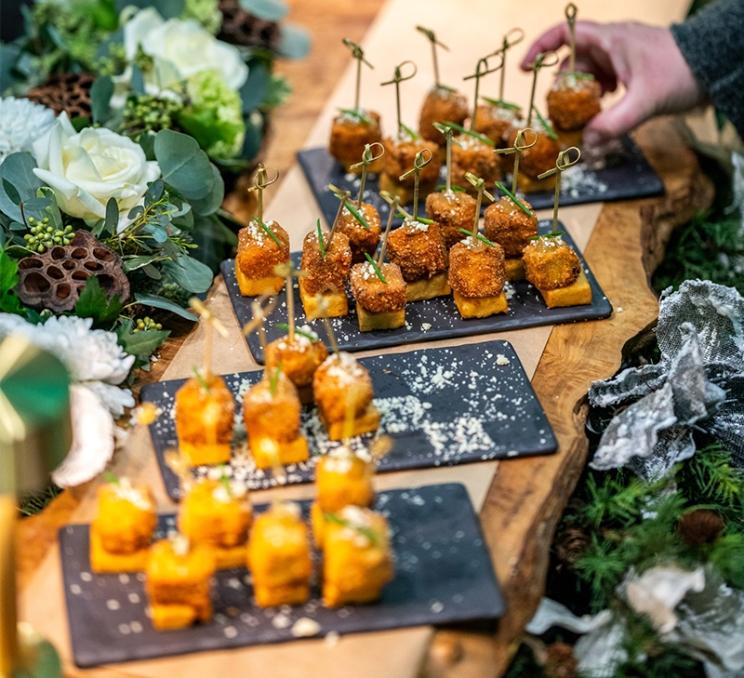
[329,110,383,167]
[315,448,375,512]
[483,197,538,257]
[382,137,441,187]
[523,235,581,290]
[450,135,501,189]
[507,127,559,178]
[264,329,328,389]
[175,374,234,446]
[473,103,521,147]
[314,352,373,423]
[92,480,156,554]
[386,219,447,282]
[547,73,601,131]
[418,86,468,142]
[425,190,478,249]
[350,261,406,313]
[335,203,381,263]
[300,229,352,295]
[236,219,289,279]
[243,372,302,443]
[448,238,506,298]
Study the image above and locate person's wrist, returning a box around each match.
[662,26,706,110]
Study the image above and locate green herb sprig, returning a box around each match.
[316,218,326,257]
[343,200,370,230]
[193,366,210,390]
[535,108,558,141]
[268,365,282,397]
[337,107,373,125]
[363,252,387,283]
[444,120,494,147]
[103,471,119,484]
[399,122,420,141]
[494,181,534,217]
[458,227,495,247]
[481,96,521,111]
[324,511,380,547]
[259,219,283,247]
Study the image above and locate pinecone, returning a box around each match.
[218,0,281,50]
[554,525,590,568]
[17,230,129,313]
[678,509,725,546]
[27,73,94,118]
[544,642,578,678]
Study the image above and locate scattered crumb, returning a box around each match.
[291,617,321,637]
[324,631,340,647]
[495,354,510,366]
[272,613,291,629]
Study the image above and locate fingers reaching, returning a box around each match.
[584,89,650,145]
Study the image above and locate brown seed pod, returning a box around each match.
[678,509,725,546]
[17,231,130,313]
[218,0,281,50]
[544,642,578,678]
[27,73,94,118]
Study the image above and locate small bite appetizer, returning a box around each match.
[146,536,216,630]
[178,477,252,569]
[234,165,290,296]
[248,502,312,607]
[350,256,407,331]
[243,368,309,469]
[322,506,394,607]
[311,446,375,548]
[448,126,501,191]
[329,39,383,173]
[265,324,327,404]
[313,351,379,440]
[90,476,156,573]
[523,233,591,308]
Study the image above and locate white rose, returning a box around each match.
[32,112,160,229]
[123,8,248,92]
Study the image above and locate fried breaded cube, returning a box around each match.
[418,86,468,142]
[386,218,447,283]
[313,352,373,424]
[547,73,601,131]
[450,135,501,190]
[300,229,352,296]
[146,537,216,630]
[90,478,156,573]
[178,478,252,569]
[473,103,521,147]
[448,237,507,298]
[381,137,441,201]
[350,261,406,313]
[329,110,383,170]
[425,190,478,249]
[483,196,538,257]
[322,506,393,607]
[507,127,560,179]
[335,202,382,263]
[264,328,328,402]
[247,502,312,607]
[235,219,290,296]
[175,374,235,466]
[523,235,581,290]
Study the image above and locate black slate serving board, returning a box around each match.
[222,220,612,365]
[297,135,663,222]
[141,341,556,500]
[60,483,504,668]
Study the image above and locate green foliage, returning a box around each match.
[120,94,183,137]
[116,317,169,369]
[678,443,744,516]
[182,0,221,32]
[0,249,29,317]
[74,276,124,324]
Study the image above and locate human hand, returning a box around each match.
[521,21,705,146]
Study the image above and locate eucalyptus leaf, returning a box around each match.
[238,0,288,21]
[133,293,197,321]
[145,179,164,204]
[0,153,43,223]
[104,197,119,233]
[91,76,113,124]
[116,0,185,18]
[240,64,269,111]
[154,129,213,201]
[278,24,311,59]
[131,64,145,95]
[190,165,224,217]
[163,254,213,293]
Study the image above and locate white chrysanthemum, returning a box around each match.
[0,97,56,164]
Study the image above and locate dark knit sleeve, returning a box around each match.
[671,0,744,137]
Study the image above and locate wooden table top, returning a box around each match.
[17,0,714,676]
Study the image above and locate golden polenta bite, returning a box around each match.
[473,98,522,148]
[380,135,441,205]
[336,201,381,265]
[311,447,375,548]
[523,233,591,308]
[145,535,216,630]
[448,129,501,192]
[264,324,328,404]
[178,477,252,569]
[313,351,379,440]
[243,369,309,469]
[483,191,538,280]
[248,501,312,607]
[349,257,407,332]
[506,124,560,193]
[174,371,235,467]
[90,476,156,573]
[547,72,601,147]
[234,219,290,296]
[425,189,477,250]
[322,506,394,607]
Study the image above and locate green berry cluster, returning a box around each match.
[133,316,163,333]
[23,216,74,253]
[123,95,182,133]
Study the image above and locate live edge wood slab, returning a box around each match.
[17,1,712,676]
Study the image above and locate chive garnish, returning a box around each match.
[494,181,534,217]
[435,83,457,93]
[563,71,595,81]
[480,96,521,111]
[363,252,387,283]
[259,219,282,247]
[104,471,119,484]
[457,227,495,247]
[275,322,318,342]
[399,122,420,140]
[534,109,558,141]
[531,231,564,240]
[316,218,326,257]
[268,365,282,397]
[435,183,465,193]
[338,107,373,125]
[324,512,380,546]
[343,200,370,230]
[409,216,435,225]
[443,120,494,147]
[193,366,210,390]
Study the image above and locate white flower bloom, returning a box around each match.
[32,112,160,228]
[123,8,248,92]
[0,97,56,164]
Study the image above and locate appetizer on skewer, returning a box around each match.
[90,476,156,573]
[425,123,478,250]
[524,147,591,307]
[380,61,442,203]
[247,501,312,607]
[243,367,309,469]
[330,39,384,173]
[350,255,407,331]
[235,165,290,296]
[448,173,509,319]
[335,143,384,263]
[146,535,216,630]
[322,506,394,607]
[415,26,468,143]
[178,477,252,569]
[311,446,375,548]
[175,299,234,467]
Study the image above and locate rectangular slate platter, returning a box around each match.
[60,483,504,668]
[222,219,612,365]
[141,340,556,500]
[297,135,663,223]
